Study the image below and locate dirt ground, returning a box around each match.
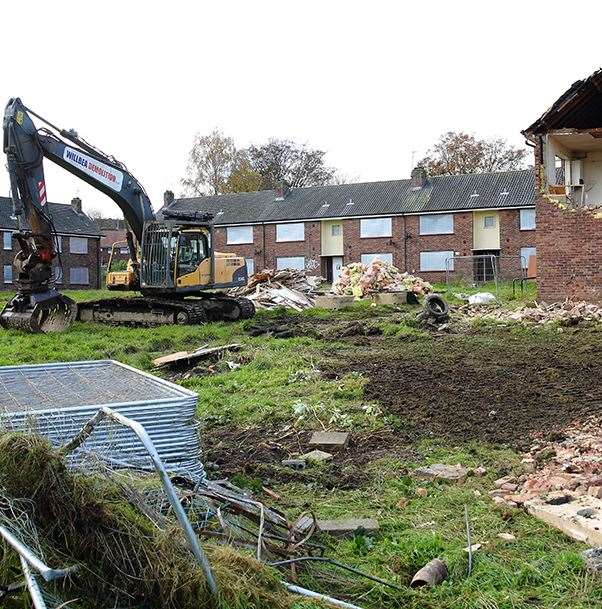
[203,425,418,489]
[330,329,602,450]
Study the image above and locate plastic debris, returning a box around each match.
[468,292,497,305]
[332,260,432,299]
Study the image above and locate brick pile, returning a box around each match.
[490,418,602,508]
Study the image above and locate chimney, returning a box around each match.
[410,166,428,188]
[163,190,175,207]
[274,180,290,201]
[70,197,82,213]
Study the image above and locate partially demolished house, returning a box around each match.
[162,168,537,284]
[523,68,602,301]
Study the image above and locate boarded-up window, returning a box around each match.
[419,214,454,235]
[361,253,393,265]
[360,218,392,238]
[276,223,305,242]
[420,250,454,272]
[227,226,253,244]
[70,237,88,254]
[69,267,89,285]
[276,256,305,270]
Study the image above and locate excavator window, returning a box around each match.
[176,232,207,277]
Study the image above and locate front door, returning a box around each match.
[331,256,343,283]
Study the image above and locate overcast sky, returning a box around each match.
[2,1,601,216]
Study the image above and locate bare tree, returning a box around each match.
[181,129,238,196]
[418,131,527,176]
[247,139,336,189]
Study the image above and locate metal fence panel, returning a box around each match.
[0,360,204,480]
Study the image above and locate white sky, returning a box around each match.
[2,0,601,216]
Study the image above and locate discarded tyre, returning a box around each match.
[423,294,449,322]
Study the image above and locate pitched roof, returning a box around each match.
[523,68,602,135]
[0,197,103,236]
[100,230,127,248]
[164,169,535,226]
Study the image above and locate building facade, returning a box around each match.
[523,68,602,302]
[0,197,103,290]
[163,168,537,284]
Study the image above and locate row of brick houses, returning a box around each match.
[0,196,103,289]
[161,167,538,284]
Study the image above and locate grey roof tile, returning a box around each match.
[0,197,103,236]
[164,169,535,225]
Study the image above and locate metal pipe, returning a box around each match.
[283,582,365,609]
[60,406,218,599]
[0,526,75,582]
[20,556,48,609]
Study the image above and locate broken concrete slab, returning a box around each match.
[371,291,407,306]
[314,295,355,310]
[317,518,380,538]
[308,431,349,451]
[152,344,241,368]
[526,495,602,546]
[301,449,333,464]
[414,463,469,484]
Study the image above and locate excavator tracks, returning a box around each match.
[76,296,254,327]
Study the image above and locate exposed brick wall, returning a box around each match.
[536,197,602,302]
[0,232,101,290]
[210,210,534,283]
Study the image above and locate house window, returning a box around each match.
[520,208,536,230]
[54,236,62,253]
[276,223,304,242]
[69,237,88,254]
[419,214,454,235]
[520,246,536,269]
[226,226,253,245]
[361,253,393,266]
[420,250,455,272]
[331,224,342,237]
[3,231,12,251]
[69,267,89,285]
[3,265,12,284]
[119,247,129,255]
[483,216,495,228]
[245,257,254,276]
[276,256,305,270]
[360,217,392,238]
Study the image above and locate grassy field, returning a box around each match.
[0,284,599,608]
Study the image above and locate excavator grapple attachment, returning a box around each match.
[0,290,77,333]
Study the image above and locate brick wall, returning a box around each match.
[0,232,101,290]
[530,137,602,302]
[212,210,534,283]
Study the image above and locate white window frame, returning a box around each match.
[419,214,454,235]
[3,231,12,251]
[3,265,12,284]
[483,216,495,229]
[276,223,305,242]
[276,256,305,270]
[360,217,392,238]
[69,236,88,254]
[361,253,393,266]
[245,257,254,276]
[69,267,90,285]
[520,246,536,269]
[331,224,342,237]
[54,235,62,253]
[520,208,536,231]
[420,250,455,272]
[226,226,253,245]
[53,265,63,284]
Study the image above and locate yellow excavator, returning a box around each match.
[1,98,254,332]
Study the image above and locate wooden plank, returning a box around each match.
[152,344,241,367]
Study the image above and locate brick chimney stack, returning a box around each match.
[163,190,175,207]
[70,197,82,213]
[274,181,290,201]
[410,166,428,188]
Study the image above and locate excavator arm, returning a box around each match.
[2,98,155,331]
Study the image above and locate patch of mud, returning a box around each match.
[203,425,418,490]
[333,331,602,449]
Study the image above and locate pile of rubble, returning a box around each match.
[490,417,602,508]
[459,300,602,325]
[230,268,323,310]
[332,260,432,298]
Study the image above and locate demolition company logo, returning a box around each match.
[63,147,124,192]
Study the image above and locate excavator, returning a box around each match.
[1,98,254,332]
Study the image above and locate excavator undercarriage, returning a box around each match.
[77,294,255,326]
